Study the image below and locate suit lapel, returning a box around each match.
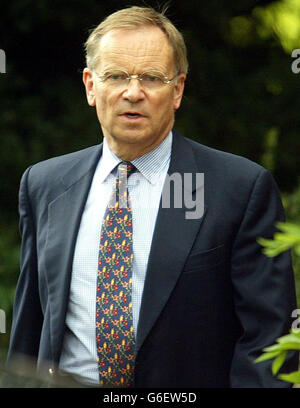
[135,132,206,354]
[45,144,102,362]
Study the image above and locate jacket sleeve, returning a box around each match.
[230,168,298,387]
[6,167,44,368]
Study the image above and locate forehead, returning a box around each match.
[96,26,174,72]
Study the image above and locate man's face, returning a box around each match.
[83,26,185,158]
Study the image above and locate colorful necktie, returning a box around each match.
[96,162,136,387]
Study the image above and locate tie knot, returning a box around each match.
[118,161,136,179]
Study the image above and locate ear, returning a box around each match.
[82,68,96,106]
[173,74,186,111]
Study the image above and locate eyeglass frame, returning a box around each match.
[94,68,179,88]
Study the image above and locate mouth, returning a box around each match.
[121,112,145,120]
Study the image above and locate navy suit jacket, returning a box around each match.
[7,130,298,387]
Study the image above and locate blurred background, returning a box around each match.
[0,0,299,370]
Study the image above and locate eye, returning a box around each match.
[142,74,161,83]
[106,71,127,81]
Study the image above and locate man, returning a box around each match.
[7,6,298,387]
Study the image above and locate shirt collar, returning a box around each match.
[98,131,173,185]
[97,139,121,184]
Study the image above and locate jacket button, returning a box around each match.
[49,368,54,375]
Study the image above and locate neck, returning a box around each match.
[103,133,170,161]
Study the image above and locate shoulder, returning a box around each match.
[19,144,102,204]
[29,144,100,176]
[22,144,101,184]
[179,133,274,195]
[185,136,265,179]
[176,131,279,210]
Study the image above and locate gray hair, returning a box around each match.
[84,6,188,75]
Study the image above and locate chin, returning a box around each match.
[113,131,151,145]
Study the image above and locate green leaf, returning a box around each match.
[272,351,287,375]
[276,222,300,236]
[278,370,300,384]
[273,233,297,243]
[277,333,300,345]
[262,247,287,257]
[254,350,282,363]
[262,344,282,353]
[257,237,276,247]
[290,329,300,337]
[278,342,300,351]
[258,221,300,257]
[263,342,300,352]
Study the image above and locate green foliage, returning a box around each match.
[282,183,300,301]
[256,218,300,384]
[283,181,300,224]
[254,0,300,53]
[258,222,300,257]
[255,330,300,379]
[255,330,300,383]
[279,370,300,383]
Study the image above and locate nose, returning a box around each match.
[122,78,145,103]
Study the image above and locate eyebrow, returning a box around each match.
[99,66,169,74]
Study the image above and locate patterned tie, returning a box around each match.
[96,161,136,387]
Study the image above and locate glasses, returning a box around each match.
[95,69,178,90]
